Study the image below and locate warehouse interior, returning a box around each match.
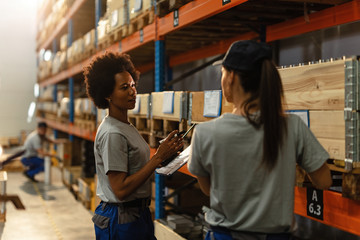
[1,0,360,239]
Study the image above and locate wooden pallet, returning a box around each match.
[108,25,129,43]
[74,118,96,132]
[97,36,112,51]
[83,46,96,59]
[296,163,360,201]
[128,115,151,131]
[156,0,193,17]
[128,8,155,36]
[150,118,187,148]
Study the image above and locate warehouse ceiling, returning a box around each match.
[128,0,352,69]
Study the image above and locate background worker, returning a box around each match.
[188,40,332,240]
[21,121,65,182]
[84,52,183,239]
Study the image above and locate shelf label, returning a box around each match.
[222,0,231,5]
[140,29,144,43]
[173,10,179,27]
[307,188,324,220]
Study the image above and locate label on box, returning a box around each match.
[133,95,141,114]
[203,90,222,117]
[287,110,309,127]
[162,91,174,114]
[111,10,119,28]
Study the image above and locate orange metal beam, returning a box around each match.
[169,31,258,67]
[37,0,87,51]
[267,0,360,42]
[294,187,360,236]
[137,62,155,74]
[38,117,96,141]
[158,0,248,37]
[178,164,196,178]
[121,22,156,53]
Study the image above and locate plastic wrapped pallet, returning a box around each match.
[83,29,95,50]
[97,18,109,41]
[108,3,128,32]
[60,34,68,51]
[129,0,152,19]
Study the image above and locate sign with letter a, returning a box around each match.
[306,188,324,220]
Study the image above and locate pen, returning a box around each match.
[159,123,196,144]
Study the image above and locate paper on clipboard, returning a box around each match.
[155,146,191,176]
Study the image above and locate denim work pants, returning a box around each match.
[21,156,44,177]
[92,202,156,240]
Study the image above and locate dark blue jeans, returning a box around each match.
[93,202,156,240]
[206,227,292,240]
[21,157,44,177]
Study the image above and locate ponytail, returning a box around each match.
[259,60,287,171]
[228,59,287,171]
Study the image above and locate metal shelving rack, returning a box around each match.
[36,0,360,236]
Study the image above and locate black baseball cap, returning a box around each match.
[213,40,272,72]
[38,122,47,128]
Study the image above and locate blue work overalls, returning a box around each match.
[93,200,156,240]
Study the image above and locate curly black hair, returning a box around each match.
[84,52,139,109]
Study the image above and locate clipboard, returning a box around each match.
[155,123,196,176]
[155,146,191,176]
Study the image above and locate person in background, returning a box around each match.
[84,52,183,240]
[187,40,332,240]
[21,121,63,182]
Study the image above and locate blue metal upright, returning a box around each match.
[52,39,58,146]
[154,39,166,219]
[53,84,58,148]
[68,19,74,142]
[155,40,165,92]
[95,0,101,48]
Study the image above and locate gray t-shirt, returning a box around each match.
[23,131,42,158]
[188,113,329,233]
[94,115,151,203]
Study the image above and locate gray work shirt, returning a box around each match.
[23,131,43,158]
[94,115,151,203]
[188,113,329,233]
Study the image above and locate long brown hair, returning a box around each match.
[225,59,287,171]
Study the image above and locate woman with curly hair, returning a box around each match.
[84,52,183,239]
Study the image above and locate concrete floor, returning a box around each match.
[0,167,95,240]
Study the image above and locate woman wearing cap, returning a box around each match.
[84,52,183,239]
[187,40,332,240]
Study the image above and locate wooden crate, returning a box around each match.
[129,93,150,116]
[154,220,186,240]
[279,59,346,110]
[189,91,232,123]
[151,91,188,121]
[149,119,187,148]
[280,59,360,169]
[309,110,345,161]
